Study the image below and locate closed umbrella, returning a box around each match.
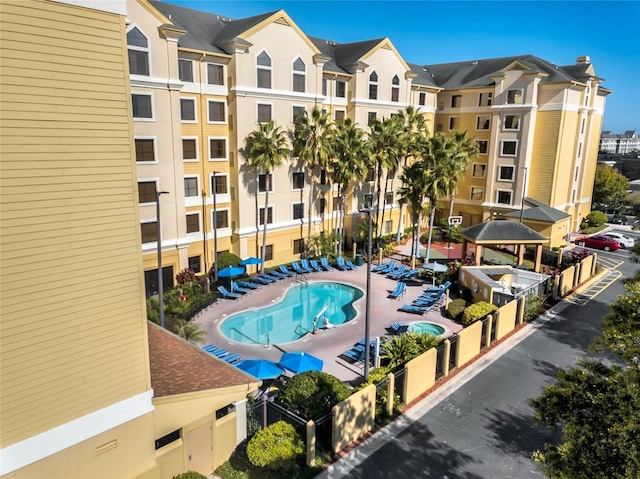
[279,352,323,374]
[218,266,245,278]
[235,359,285,380]
[423,262,448,272]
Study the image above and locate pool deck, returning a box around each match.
[193,265,463,384]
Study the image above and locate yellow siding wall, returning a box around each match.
[332,385,375,453]
[495,300,518,341]
[1,0,150,447]
[404,347,437,404]
[456,320,482,366]
[552,111,579,206]
[529,111,561,204]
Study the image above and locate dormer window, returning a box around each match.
[127,27,149,76]
[293,57,306,93]
[507,89,522,104]
[369,71,378,100]
[391,75,400,102]
[257,52,272,89]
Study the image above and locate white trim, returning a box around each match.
[137,178,159,206]
[500,139,518,157]
[178,58,194,83]
[0,390,153,475]
[180,97,197,123]
[470,186,485,201]
[292,104,306,124]
[131,91,154,121]
[206,99,226,124]
[134,136,158,164]
[475,115,491,131]
[126,25,151,77]
[503,113,521,131]
[211,207,231,234]
[471,162,486,178]
[207,136,228,162]
[292,201,305,220]
[186,210,201,235]
[497,164,515,182]
[130,75,183,90]
[291,171,305,191]
[55,0,126,15]
[181,137,199,162]
[495,189,513,206]
[352,98,409,109]
[183,175,200,206]
[206,62,225,87]
[232,85,319,103]
[256,50,272,89]
[292,56,307,93]
[256,102,273,124]
[506,88,524,105]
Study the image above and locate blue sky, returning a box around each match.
[166,0,640,133]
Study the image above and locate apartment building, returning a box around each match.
[600,130,640,154]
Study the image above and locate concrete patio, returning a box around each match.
[193,264,463,384]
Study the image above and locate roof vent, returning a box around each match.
[576,55,590,64]
[472,61,478,65]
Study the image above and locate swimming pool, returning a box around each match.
[408,322,446,336]
[220,282,364,344]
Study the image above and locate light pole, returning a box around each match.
[359,205,373,381]
[156,190,169,328]
[212,172,218,283]
[519,166,528,223]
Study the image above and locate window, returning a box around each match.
[384,220,393,234]
[186,213,199,233]
[436,123,443,132]
[476,116,490,130]
[449,117,460,130]
[127,27,149,76]
[322,78,327,96]
[366,168,375,182]
[318,197,326,214]
[211,174,227,194]
[178,59,193,82]
[292,106,305,123]
[182,139,197,161]
[138,181,156,204]
[501,141,517,156]
[385,191,394,204]
[368,71,378,100]
[293,203,304,220]
[208,101,225,122]
[335,81,346,98]
[257,104,272,123]
[214,210,229,229]
[292,57,305,93]
[259,207,273,225]
[141,221,157,243]
[507,89,522,104]
[292,172,304,189]
[332,196,340,212]
[472,163,486,178]
[391,75,400,102]
[188,256,201,273]
[419,92,426,106]
[367,112,377,126]
[479,92,493,106]
[581,118,586,134]
[136,139,155,162]
[363,193,373,209]
[470,186,484,200]
[496,190,512,205]
[293,239,304,254]
[207,63,224,85]
[258,173,273,193]
[155,429,180,450]
[132,94,152,118]
[209,139,226,159]
[320,169,327,185]
[504,115,520,130]
[476,140,488,154]
[180,98,196,122]
[184,177,198,197]
[577,142,582,158]
[334,110,345,124]
[451,95,461,107]
[257,51,272,89]
[498,166,515,181]
[264,245,273,261]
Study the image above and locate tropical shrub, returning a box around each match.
[278,371,351,419]
[411,332,443,353]
[246,421,304,473]
[380,334,419,369]
[172,472,207,479]
[176,267,197,285]
[446,298,467,322]
[461,301,498,326]
[523,295,544,322]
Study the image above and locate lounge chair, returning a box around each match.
[341,348,364,362]
[252,275,275,285]
[291,261,309,274]
[300,258,316,272]
[222,353,242,364]
[217,285,241,299]
[382,262,400,275]
[398,269,419,281]
[345,259,357,270]
[372,261,391,273]
[390,322,409,334]
[264,270,286,280]
[231,281,250,295]
[399,304,430,315]
[388,282,406,299]
[237,280,260,290]
[309,259,324,272]
[386,264,407,279]
[336,257,354,271]
[425,280,452,293]
[320,257,333,271]
[278,265,295,277]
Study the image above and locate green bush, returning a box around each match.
[446,298,467,322]
[523,295,544,322]
[246,421,304,473]
[278,371,351,420]
[172,472,207,479]
[211,251,243,276]
[583,210,608,227]
[356,366,399,418]
[461,301,498,326]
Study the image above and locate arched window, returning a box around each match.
[292,57,306,93]
[127,27,149,76]
[391,74,400,102]
[257,51,272,89]
[369,71,378,100]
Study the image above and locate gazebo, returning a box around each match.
[459,221,549,273]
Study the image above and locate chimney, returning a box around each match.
[576,55,590,64]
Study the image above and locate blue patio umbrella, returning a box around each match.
[423,262,448,273]
[239,256,264,266]
[279,352,323,374]
[235,359,285,380]
[217,265,246,278]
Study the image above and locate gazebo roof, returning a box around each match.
[460,221,548,244]
[503,198,571,223]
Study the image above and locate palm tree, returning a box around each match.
[173,319,207,344]
[445,130,479,222]
[291,107,334,256]
[397,161,429,259]
[243,120,290,271]
[331,118,369,257]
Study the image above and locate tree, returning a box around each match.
[173,319,207,344]
[593,164,629,207]
[278,370,351,419]
[291,107,334,256]
[243,120,290,271]
[397,160,429,258]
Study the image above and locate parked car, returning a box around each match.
[577,234,621,251]
[603,232,636,249]
[607,214,628,225]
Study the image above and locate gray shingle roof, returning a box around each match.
[503,198,571,222]
[408,62,439,88]
[215,10,280,45]
[308,36,348,74]
[460,221,548,243]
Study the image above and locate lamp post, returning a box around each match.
[359,204,373,381]
[212,172,218,283]
[156,190,169,329]
[519,166,528,223]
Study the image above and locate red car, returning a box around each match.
[579,234,621,252]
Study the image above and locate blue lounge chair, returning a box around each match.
[390,322,409,334]
[341,348,363,362]
[336,257,355,270]
[398,269,419,281]
[252,275,275,285]
[309,259,324,272]
[237,280,260,290]
[265,270,286,280]
[278,265,295,277]
[346,259,357,270]
[399,304,430,315]
[203,344,222,353]
[231,281,250,295]
[300,258,316,272]
[387,264,407,279]
[223,353,242,364]
[291,261,309,274]
[388,282,406,299]
[217,285,241,299]
[320,257,333,271]
[425,280,452,293]
[372,261,391,272]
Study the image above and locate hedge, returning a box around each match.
[461,301,498,326]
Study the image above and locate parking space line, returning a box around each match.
[567,269,621,306]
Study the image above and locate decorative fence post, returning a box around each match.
[484,314,493,348]
[386,372,395,417]
[442,339,451,377]
[234,398,248,445]
[306,420,315,467]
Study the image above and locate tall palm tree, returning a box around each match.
[291,107,334,256]
[446,130,479,221]
[397,161,429,259]
[243,120,290,271]
[331,118,369,256]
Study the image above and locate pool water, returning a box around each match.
[408,322,446,336]
[220,282,363,344]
